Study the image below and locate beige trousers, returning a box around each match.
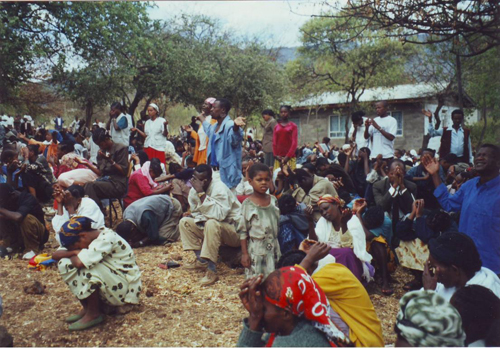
[179,217,240,263]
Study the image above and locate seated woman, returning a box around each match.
[237,267,349,347]
[49,140,98,188]
[51,185,105,245]
[395,200,457,291]
[123,158,172,208]
[52,216,142,331]
[395,290,465,347]
[278,243,385,347]
[312,194,374,285]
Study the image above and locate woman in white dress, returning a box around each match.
[131,103,168,164]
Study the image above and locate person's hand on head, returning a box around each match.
[239,275,264,331]
[305,242,331,262]
[191,176,204,193]
[364,118,371,128]
[299,239,317,253]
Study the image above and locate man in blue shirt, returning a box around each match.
[201,98,245,190]
[422,144,500,274]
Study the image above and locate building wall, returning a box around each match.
[290,101,446,152]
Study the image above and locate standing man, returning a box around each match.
[364,101,397,160]
[348,110,369,156]
[54,115,64,131]
[200,98,245,191]
[424,109,473,164]
[179,165,242,286]
[261,109,277,167]
[107,102,130,147]
[422,144,500,275]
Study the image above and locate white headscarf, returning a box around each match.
[149,103,159,114]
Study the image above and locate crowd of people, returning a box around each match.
[0,98,499,346]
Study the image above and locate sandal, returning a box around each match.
[68,315,104,331]
[158,261,180,270]
[65,314,83,323]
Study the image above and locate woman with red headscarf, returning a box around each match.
[237,266,350,347]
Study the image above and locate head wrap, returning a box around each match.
[396,290,465,347]
[317,194,345,208]
[428,232,482,272]
[149,103,159,113]
[140,161,158,188]
[204,97,216,105]
[264,266,350,346]
[59,216,95,248]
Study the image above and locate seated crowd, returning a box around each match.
[0,100,499,347]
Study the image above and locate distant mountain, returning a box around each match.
[276,47,299,65]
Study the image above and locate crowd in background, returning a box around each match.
[0,98,499,346]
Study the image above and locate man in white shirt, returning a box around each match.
[179,165,242,286]
[107,102,130,147]
[348,110,369,156]
[364,101,397,160]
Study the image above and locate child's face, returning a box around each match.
[249,170,270,194]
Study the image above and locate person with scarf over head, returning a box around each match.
[312,194,374,285]
[395,290,465,347]
[237,266,351,347]
[123,158,172,208]
[131,103,168,164]
[52,216,142,331]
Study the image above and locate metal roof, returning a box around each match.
[295,83,448,107]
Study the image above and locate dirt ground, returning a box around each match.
[0,218,413,347]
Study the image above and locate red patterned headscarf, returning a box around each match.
[317,194,345,208]
[264,266,350,346]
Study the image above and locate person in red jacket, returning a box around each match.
[272,105,298,170]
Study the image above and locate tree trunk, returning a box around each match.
[477,102,487,148]
[455,53,464,109]
[85,98,94,128]
[128,91,146,119]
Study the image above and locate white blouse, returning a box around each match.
[144,117,167,152]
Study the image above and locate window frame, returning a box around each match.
[328,114,349,139]
[388,110,403,137]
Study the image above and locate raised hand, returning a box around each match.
[352,198,367,215]
[421,154,440,175]
[234,117,246,128]
[423,260,437,290]
[422,109,433,119]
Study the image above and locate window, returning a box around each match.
[389,111,403,136]
[329,115,349,138]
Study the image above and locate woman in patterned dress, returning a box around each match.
[52,216,142,331]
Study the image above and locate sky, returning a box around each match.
[149,1,339,47]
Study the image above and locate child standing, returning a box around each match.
[240,163,281,279]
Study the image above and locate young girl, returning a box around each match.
[239,163,281,279]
